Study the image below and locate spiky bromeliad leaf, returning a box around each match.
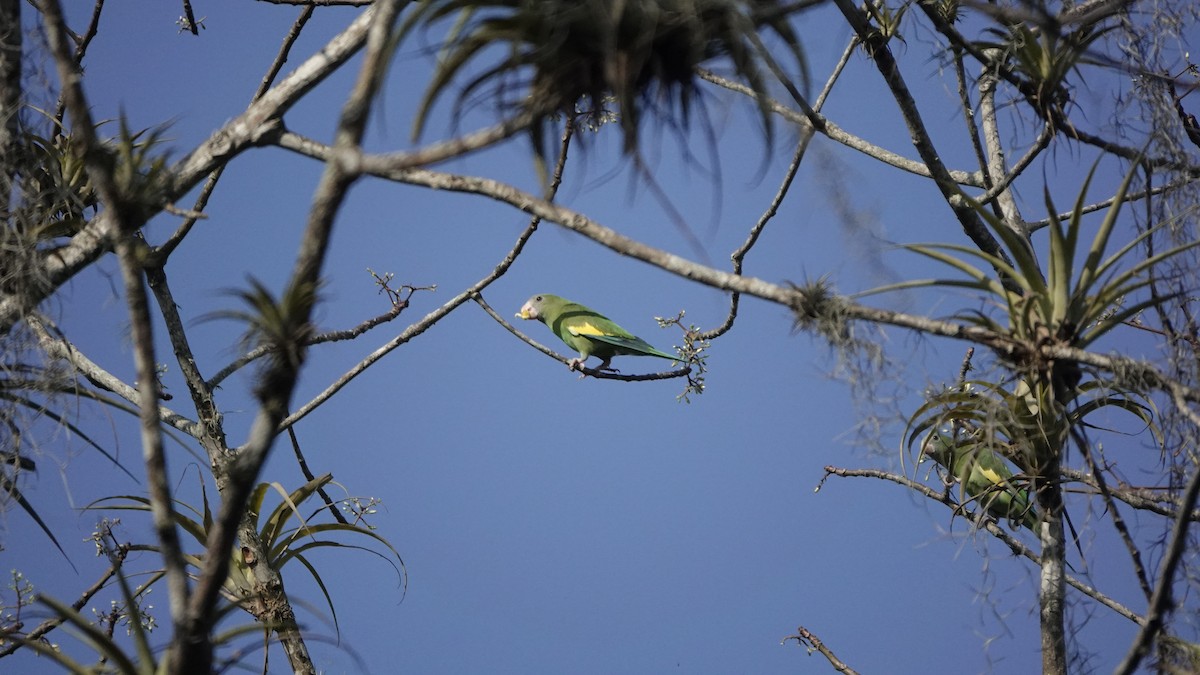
[908,373,1158,466]
[1,472,77,572]
[20,130,97,238]
[399,0,809,153]
[12,114,169,244]
[976,23,1113,120]
[109,118,173,223]
[203,277,320,395]
[861,156,1200,363]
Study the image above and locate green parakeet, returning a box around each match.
[516,294,678,372]
[923,428,1039,532]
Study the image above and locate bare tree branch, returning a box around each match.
[51,0,104,127]
[829,0,1015,278]
[0,543,128,658]
[1073,429,1153,600]
[154,5,317,264]
[697,69,984,188]
[0,3,380,333]
[784,626,859,674]
[1062,468,1200,521]
[276,130,1200,409]
[177,4,407,673]
[208,299,409,388]
[976,56,1052,230]
[819,465,1145,625]
[280,117,577,427]
[473,293,691,381]
[1115,391,1200,674]
[36,0,191,638]
[24,314,197,433]
[701,36,855,341]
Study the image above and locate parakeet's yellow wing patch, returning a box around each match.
[568,322,609,337]
[978,467,1004,485]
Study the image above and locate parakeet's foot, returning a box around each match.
[568,358,586,371]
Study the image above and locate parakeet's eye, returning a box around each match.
[535,295,542,301]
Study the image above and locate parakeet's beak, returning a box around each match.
[917,435,933,463]
[516,301,536,320]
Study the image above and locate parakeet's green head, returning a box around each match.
[921,428,956,465]
[516,294,565,322]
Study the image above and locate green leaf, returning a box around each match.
[0,473,77,572]
[1075,158,1138,298]
[1044,184,1071,327]
[261,474,333,550]
[88,495,209,545]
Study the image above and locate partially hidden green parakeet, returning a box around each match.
[516,294,678,372]
[922,428,1039,532]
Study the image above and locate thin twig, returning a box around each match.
[784,626,859,675]
[369,108,538,171]
[1061,468,1200,521]
[0,545,128,658]
[287,426,348,525]
[820,465,1144,624]
[696,69,982,188]
[957,347,975,385]
[1072,427,1152,600]
[24,314,197,434]
[208,299,408,388]
[1026,179,1196,232]
[179,4,407,673]
[51,0,105,128]
[280,128,1200,406]
[38,0,191,636]
[699,36,855,341]
[144,265,227,459]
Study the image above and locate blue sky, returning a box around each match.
[4,2,1195,673]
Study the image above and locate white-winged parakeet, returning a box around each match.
[923,428,1039,532]
[516,294,678,372]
